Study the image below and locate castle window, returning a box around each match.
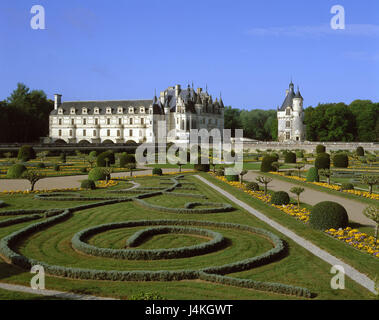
[94,108,99,114]
[107,129,110,136]
[58,108,63,115]
[83,118,87,125]
[83,129,86,136]
[58,119,62,125]
[286,108,291,116]
[70,108,76,115]
[107,118,110,125]
[141,118,144,125]
[140,107,145,113]
[286,132,290,140]
[71,119,75,125]
[69,130,72,136]
[82,108,87,114]
[129,129,133,136]
[93,130,96,137]
[95,118,99,125]
[106,107,112,114]
[118,107,123,114]
[129,107,134,114]
[118,118,122,125]
[286,121,291,128]
[117,130,120,137]
[129,118,133,125]
[58,129,62,136]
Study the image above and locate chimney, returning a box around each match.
[175,84,181,96]
[197,88,202,95]
[54,94,62,110]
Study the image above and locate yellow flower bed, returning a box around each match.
[326,227,379,258]
[270,172,379,200]
[210,173,310,223]
[211,173,378,259]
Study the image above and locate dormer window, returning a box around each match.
[106,107,112,114]
[140,107,145,113]
[129,107,134,114]
[70,108,76,115]
[58,108,63,115]
[117,107,123,114]
[286,108,291,116]
[94,108,99,114]
[82,107,87,114]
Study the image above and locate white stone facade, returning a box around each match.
[49,84,224,144]
[277,82,306,142]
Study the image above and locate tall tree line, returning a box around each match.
[225,100,378,142]
[0,83,53,143]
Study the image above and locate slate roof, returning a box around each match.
[51,100,153,115]
[279,82,302,111]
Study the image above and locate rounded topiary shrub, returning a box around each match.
[81,179,96,190]
[296,151,304,159]
[194,163,210,172]
[309,201,348,230]
[6,164,27,178]
[59,152,66,163]
[152,167,163,176]
[215,168,224,176]
[80,167,88,173]
[120,153,136,167]
[340,183,354,191]
[53,164,60,171]
[270,191,290,205]
[88,167,106,181]
[306,167,319,182]
[37,162,46,169]
[89,151,98,158]
[260,155,276,172]
[356,146,364,157]
[245,182,260,191]
[333,153,349,168]
[17,145,36,162]
[316,145,326,154]
[315,153,330,170]
[270,153,279,162]
[225,174,239,182]
[284,152,296,164]
[96,150,115,167]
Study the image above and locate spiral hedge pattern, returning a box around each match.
[0,175,312,298]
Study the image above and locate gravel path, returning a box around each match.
[244,171,375,227]
[0,282,115,300]
[195,175,378,295]
[0,168,191,192]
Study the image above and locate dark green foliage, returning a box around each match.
[296,151,304,158]
[194,163,210,172]
[130,292,166,300]
[245,182,260,191]
[17,145,36,162]
[340,183,354,190]
[309,201,348,230]
[59,153,66,163]
[284,152,296,163]
[316,145,326,154]
[306,167,319,182]
[225,175,239,182]
[215,168,224,176]
[0,201,5,208]
[315,153,330,170]
[53,164,60,171]
[6,164,27,178]
[88,168,106,181]
[356,146,365,157]
[152,168,163,176]
[120,153,136,168]
[89,151,98,158]
[80,167,87,173]
[332,154,349,168]
[260,155,276,172]
[37,163,45,169]
[270,191,290,205]
[80,179,96,190]
[270,153,279,161]
[96,150,115,167]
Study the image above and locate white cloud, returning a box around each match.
[246,24,379,37]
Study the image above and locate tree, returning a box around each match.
[86,154,96,168]
[4,152,12,161]
[367,155,377,167]
[349,100,378,142]
[271,162,282,172]
[239,170,248,183]
[290,187,305,209]
[126,163,136,177]
[361,175,379,194]
[294,164,305,178]
[363,205,379,240]
[21,170,46,191]
[177,162,184,173]
[255,176,272,195]
[37,151,49,162]
[102,168,113,183]
[318,169,333,185]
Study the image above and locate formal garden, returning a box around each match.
[0,145,377,299]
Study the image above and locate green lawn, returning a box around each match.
[0,174,376,300]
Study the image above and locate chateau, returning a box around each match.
[49,84,224,144]
[277,81,306,142]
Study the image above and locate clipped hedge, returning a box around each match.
[316,145,326,154]
[81,179,96,190]
[152,168,163,176]
[194,163,210,172]
[17,145,36,162]
[309,201,348,230]
[6,164,27,178]
[225,175,239,182]
[333,154,349,168]
[270,191,290,205]
[340,183,354,191]
[245,182,260,191]
[306,167,319,182]
[284,152,296,164]
[260,155,276,172]
[356,146,364,157]
[96,150,115,167]
[315,153,330,170]
[88,167,106,181]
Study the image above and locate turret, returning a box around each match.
[293,86,303,112]
[54,94,62,110]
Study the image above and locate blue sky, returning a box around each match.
[0,0,378,110]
